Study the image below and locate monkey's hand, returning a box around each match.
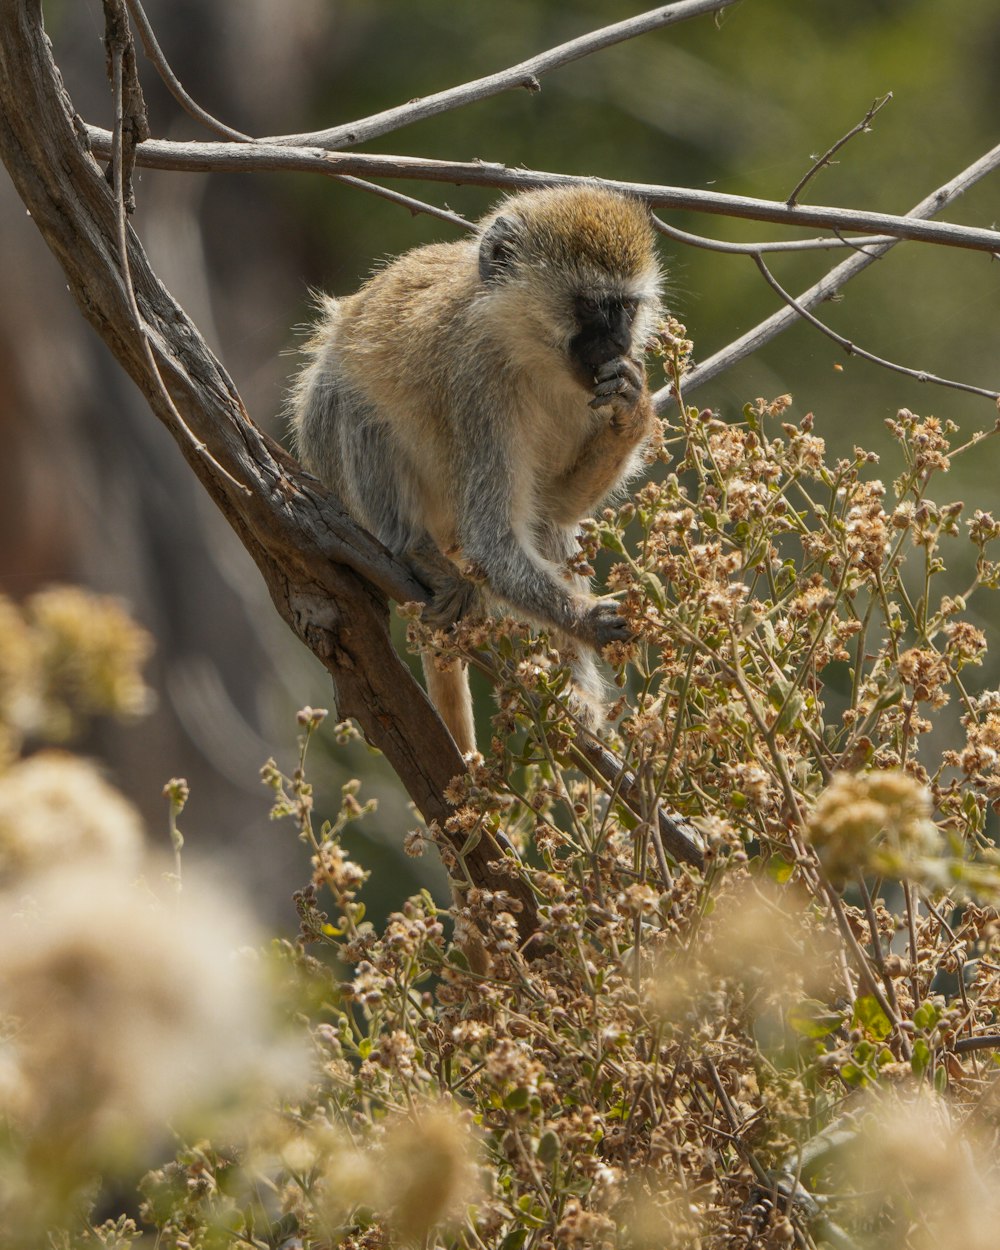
[588,357,644,428]
[574,596,633,650]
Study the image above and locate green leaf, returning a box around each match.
[788,999,843,1039]
[536,1130,560,1165]
[640,571,667,610]
[504,1085,530,1110]
[767,857,796,884]
[460,827,483,857]
[499,1233,529,1250]
[910,1038,931,1077]
[853,995,892,1041]
[913,1001,942,1032]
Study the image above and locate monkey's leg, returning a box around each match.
[404,535,479,628]
[402,535,479,755]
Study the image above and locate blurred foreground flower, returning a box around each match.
[805,769,942,883]
[0,750,143,883]
[27,586,153,739]
[839,1094,1000,1250]
[286,1100,481,1245]
[0,863,306,1235]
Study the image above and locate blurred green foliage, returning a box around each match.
[279,0,997,458]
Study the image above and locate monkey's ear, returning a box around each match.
[478,215,521,284]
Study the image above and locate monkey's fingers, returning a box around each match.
[589,357,643,413]
[594,356,644,389]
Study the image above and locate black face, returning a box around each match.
[568,293,639,381]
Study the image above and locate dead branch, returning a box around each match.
[259,0,743,151]
[122,0,472,230]
[751,251,999,402]
[0,0,540,939]
[83,128,1000,258]
[786,92,893,207]
[670,138,1000,398]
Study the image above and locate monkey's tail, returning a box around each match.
[421,655,477,756]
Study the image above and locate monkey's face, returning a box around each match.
[568,292,640,379]
[475,189,662,386]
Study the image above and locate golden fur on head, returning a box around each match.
[484,185,658,288]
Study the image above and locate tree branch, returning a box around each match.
[0,0,540,940]
[669,138,1000,399]
[258,0,744,151]
[122,0,473,231]
[751,251,999,401]
[83,128,1000,258]
[786,92,892,207]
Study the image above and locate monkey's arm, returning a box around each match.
[551,358,654,523]
[457,411,629,650]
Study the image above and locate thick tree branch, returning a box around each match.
[0,0,540,939]
[83,128,1000,258]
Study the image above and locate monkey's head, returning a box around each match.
[477,185,662,385]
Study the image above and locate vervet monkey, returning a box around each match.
[290,184,662,754]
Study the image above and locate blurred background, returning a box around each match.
[3,0,997,925]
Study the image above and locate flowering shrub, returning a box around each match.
[7,352,1000,1247]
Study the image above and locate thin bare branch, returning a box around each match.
[122,0,472,229]
[101,0,148,209]
[787,92,893,207]
[331,178,473,229]
[106,0,250,497]
[663,138,1000,401]
[653,213,894,254]
[752,251,1000,401]
[83,128,1000,258]
[123,0,248,141]
[259,0,744,151]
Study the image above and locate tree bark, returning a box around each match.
[0,0,542,936]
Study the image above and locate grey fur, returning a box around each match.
[288,186,662,752]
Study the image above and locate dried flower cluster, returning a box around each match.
[13,381,1000,1248]
[0,586,152,758]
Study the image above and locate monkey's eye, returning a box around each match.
[622,297,639,320]
[576,294,600,317]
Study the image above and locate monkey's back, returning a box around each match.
[291,239,497,553]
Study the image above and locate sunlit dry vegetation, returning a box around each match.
[6,360,1000,1247]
